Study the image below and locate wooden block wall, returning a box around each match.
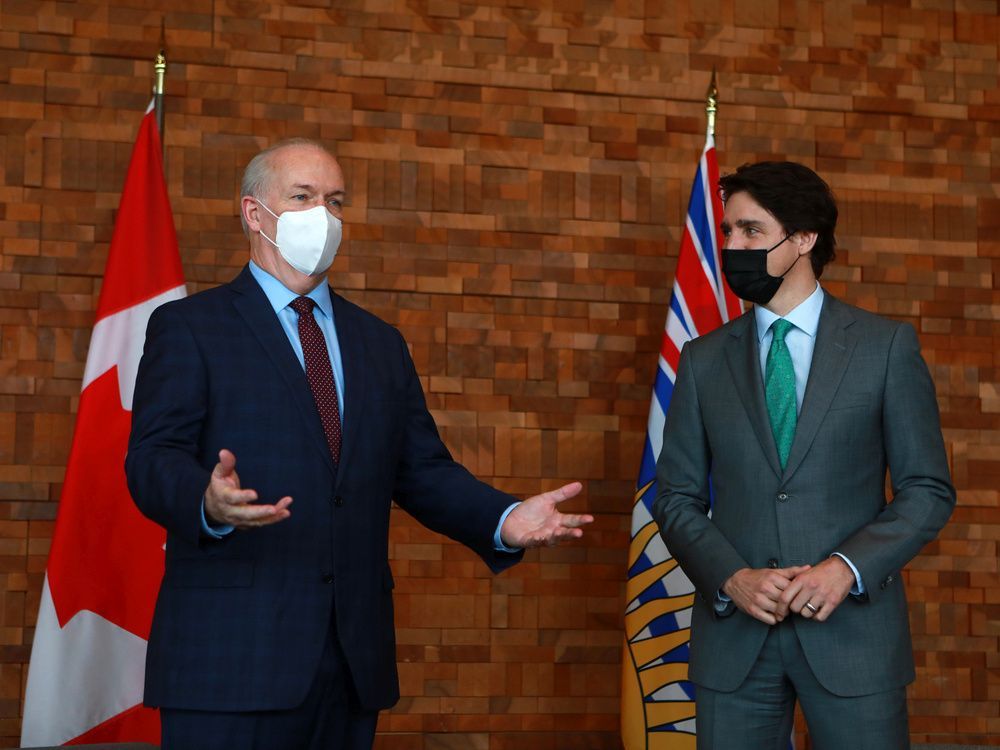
[1,0,998,747]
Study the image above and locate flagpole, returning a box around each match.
[153,20,166,158]
[706,68,718,138]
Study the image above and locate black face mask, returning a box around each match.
[722,235,798,305]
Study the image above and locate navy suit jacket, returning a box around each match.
[126,266,521,712]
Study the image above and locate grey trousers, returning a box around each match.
[695,620,909,750]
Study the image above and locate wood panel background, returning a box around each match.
[0,0,997,747]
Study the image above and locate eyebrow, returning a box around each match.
[721,218,766,231]
[289,183,346,197]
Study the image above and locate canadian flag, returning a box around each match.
[22,101,185,746]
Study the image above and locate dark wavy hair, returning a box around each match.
[718,161,838,278]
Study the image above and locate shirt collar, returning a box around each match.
[248,260,334,320]
[755,282,824,342]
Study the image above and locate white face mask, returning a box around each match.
[257,201,342,276]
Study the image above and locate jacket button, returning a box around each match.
[333,496,344,507]
[767,559,779,569]
[881,574,894,589]
[776,492,789,502]
[321,573,335,584]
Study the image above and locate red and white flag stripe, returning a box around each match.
[22,100,184,746]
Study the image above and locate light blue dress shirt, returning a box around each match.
[204,263,519,551]
[249,261,346,417]
[754,282,824,415]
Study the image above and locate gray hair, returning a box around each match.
[239,138,333,236]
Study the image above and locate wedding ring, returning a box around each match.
[804,602,819,614]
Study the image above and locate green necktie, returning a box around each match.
[765,319,797,469]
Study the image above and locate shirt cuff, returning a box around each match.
[714,590,732,614]
[831,552,864,595]
[201,498,234,539]
[493,502,521,552]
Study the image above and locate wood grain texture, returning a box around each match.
[0,1,997,747]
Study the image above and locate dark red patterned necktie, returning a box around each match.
[290,296,342,463]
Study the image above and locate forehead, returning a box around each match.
[721,190,778,226]
[268,146,344,192]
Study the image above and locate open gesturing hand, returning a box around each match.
[204,449,293,529]
[499,482,593,549]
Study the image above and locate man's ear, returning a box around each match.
[794,230,818,256]
[242,196,261,232]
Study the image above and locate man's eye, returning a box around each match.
[328,199,342,208]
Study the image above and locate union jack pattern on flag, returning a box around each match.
[621,131,741,749]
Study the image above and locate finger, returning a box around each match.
[217,486,259,506]
[776,579,804,617]
[767,574,794,593]
[750,606,777,626]
[790,589,817,617]
[777,564,811,580]
[274,496,293,511]
[241,496,293,516]
[772,600,787,622]
[733,589,776,625]
[558,513,594,529]
[753,593,778,614]
[799,600,820,619]
[762,584,787,609]
[232,502,292,527]
[214,449,237,479]
[531,524,585,546]
[546,482,583,504]
[552,527,585,541]
[777,578,801,606]
[813,600,835,623]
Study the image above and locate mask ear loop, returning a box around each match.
[256,198,279,220]
[766,233,801,278]
[255,199,281,249]
[764,233,793,254]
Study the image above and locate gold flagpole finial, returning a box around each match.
[706,68,718,138]
[154,19,166,97]
[153,18,167,156]
[154,51,166,97]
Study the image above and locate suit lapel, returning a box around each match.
[724,312,783,479]
[330,291,367,492]
[228,266,336,476]
[781,294,857,481]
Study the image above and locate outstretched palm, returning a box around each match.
[500,482,593,548]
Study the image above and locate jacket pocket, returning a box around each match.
[829,392,872,411]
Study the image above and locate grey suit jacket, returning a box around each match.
[652,293,955,697]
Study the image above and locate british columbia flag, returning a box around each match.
[621,132,742,749]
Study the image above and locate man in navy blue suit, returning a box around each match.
[126,139,592,750]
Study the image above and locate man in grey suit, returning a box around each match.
[653,161,955,749]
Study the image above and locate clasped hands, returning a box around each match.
[721,557,856,626]
[205,449,594,547]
